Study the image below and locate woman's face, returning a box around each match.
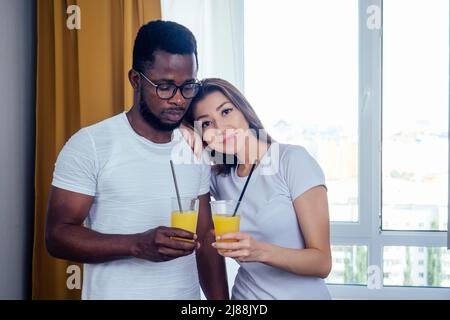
[193,91,250,155]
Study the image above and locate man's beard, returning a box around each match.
[139,98,184,132]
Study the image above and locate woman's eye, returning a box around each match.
[201,121,211,129]
[222,108,233,116]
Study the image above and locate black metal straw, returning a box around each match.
[170,160,183,212]
[232,163,256,216]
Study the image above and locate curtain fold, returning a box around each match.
[32,0,161,300]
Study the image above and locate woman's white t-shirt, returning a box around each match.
[210,143,331,300]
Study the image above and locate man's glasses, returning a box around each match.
[139,72,201,100]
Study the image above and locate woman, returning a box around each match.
[184,78,332,300]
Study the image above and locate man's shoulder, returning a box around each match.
[62,112,127,157]
[79,112,129,147]
[83,112,125,135]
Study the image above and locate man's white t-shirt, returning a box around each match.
[52,112,210,300]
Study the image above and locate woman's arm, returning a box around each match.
[213,185,332,278]
[261,185,331,277]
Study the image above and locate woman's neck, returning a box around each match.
[235,134,269,175]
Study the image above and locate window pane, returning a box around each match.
[327,245,368,285]
[383,246,450,287]
[382,0,449,231]
[245,0,359,222]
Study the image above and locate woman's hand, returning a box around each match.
[179,123,203,159]
[212,187,331,278]
[212,232,269,262]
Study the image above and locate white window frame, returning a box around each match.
[329,0,449,299]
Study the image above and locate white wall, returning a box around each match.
[0,0,36,299]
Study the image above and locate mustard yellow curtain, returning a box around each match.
[33,0,161,300]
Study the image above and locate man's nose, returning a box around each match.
[168,88,186,106]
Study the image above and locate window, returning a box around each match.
[245,0,359,223]
[383,246,450,287]
[382,0,449,232]
[245,0,449,298]
[328,245,368,285]
[165,0,450,299]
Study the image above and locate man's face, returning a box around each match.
[139,50,197,131]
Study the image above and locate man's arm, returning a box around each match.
[45,186,197,263]
[195,192,229,299]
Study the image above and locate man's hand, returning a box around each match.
[46,187,200,264]
[131,226,199,262]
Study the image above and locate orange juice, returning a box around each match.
[212,214,241,242]
[171,210,198,241]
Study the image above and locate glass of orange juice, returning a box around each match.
[210,200,241,243]
[171,197,198,242]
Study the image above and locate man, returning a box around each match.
[45,20,229,300]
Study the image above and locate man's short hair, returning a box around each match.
[132,20,198,72]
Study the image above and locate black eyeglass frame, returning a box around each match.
[139,72,201,100]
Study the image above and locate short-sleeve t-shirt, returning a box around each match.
[210,143,331,300]
[52,112,211,300]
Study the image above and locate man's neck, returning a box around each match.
[126,106,174,144]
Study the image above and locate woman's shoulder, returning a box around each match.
[274,143,323,175]
[274,143,326,198]
[276,143,311,163]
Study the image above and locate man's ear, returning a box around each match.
[128,69,140,91]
